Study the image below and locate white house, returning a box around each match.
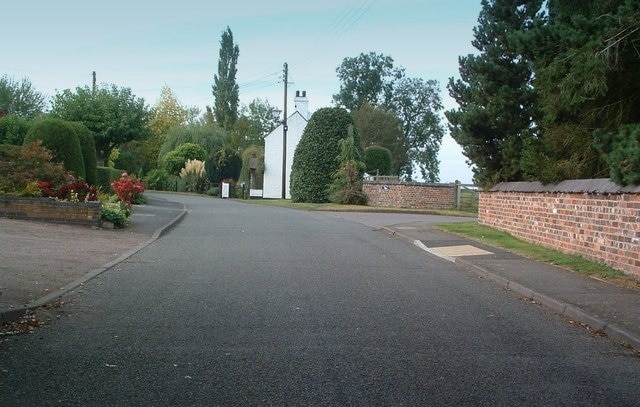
[263,91,310,199]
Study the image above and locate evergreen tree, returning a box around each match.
[446,0,541,187]
[212,27,240,129]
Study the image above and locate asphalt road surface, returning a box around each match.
[1,195,639,406]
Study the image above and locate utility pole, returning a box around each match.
[92,71,96,93]
[281,62,288,200]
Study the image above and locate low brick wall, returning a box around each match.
[0,196,101,227]
[479,179,640,279]
[363,181,456,210]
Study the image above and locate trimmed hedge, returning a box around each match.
[68,122,98,185]
[290,107,360,203]
[364,145,392,176]
[23,118,85,179]
[96,166,124,191]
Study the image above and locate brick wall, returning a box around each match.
[363,181,456,210]
[0,196,101,227]
[479,181,640,279]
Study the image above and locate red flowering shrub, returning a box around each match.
[37,175,98,202]
[111,173,145,206]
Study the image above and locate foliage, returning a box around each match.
[111,172,145,206]
[390,77,445,181]
[37,175,98,202]
[50,84,150,161]
[0,75,46,118]
[96,166,125,190]
[290,107,360,203]
[238,98,281,145]
[447,0,640,186]
[446,0,540,187]
[207,147,242,185]
[0,141,67,195]
[328,130,367,205]
[157,123,226,163]
[67,121,98,186]
[180,159,209,193]
[238,144,264,189]
[333,52,404,110]
[162,143,207,176]
[101,202,130,228]
[213,26,240,128]
[352,103,405,175]
[0,114,31,145]
[23,118,85,179]
[364,146,392,176]
[595,124,640,186]
[113,140,146,175]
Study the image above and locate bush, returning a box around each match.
[67,122,98,185]
[114,140,146,176]
[111,172,145,206]
[162,143,207,175]
[144,168,170,190]
[23,118,85,179]
[0,114,30,145]
[207,147,242,185]
[290,107,361,202]
[96,166,124,190]
[364,145,392,176]
[157,123,226,163]
[238,145,264,189]
[101,202,130,228]
[37,175,98,202]
[0,141,67,195]
[180,159,209,193]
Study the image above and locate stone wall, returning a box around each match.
[0,196,101,227]
[363,181,456,210]
[479,179,640,279]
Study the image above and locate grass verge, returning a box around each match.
[239,199,478,217]
[434,222,640,291]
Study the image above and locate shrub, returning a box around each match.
[23,118,85,179]
[0,114,30,145]
[207,147,242,185]
[290,107,361,202]
[180,159,209,193]
[111,172,145,206]
[157,123,226,163]
[101,202,130,228]
[162,143,207,175]
[114,140,146,175]
[328,132,367,205]
[364,145,392,176]
[96,166,124,190]
[37,175,98,202]
[144,168,170,190]
[67,121,98,185]
[238,145,264,189]
[0,141,67,195]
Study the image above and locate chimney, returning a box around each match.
[294,90,309,120]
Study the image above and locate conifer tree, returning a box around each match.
[212,27,240,129]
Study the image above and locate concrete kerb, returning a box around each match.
[0,203,188,325]
[382,226,640,351]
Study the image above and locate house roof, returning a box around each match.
[263,110,309,141]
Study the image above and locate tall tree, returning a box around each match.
[50,84,150,162]
[0,75,46,118]
[333,52,404,111]
[390,77,445,182]
[520,0,637,183]
[446,0,541,187]
[212,27,240,129]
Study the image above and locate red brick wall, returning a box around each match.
[479,191,640,279]
[0,196,101,227]
[363,181,456,210]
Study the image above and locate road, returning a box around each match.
[1,194,639,406]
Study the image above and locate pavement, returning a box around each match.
[1,193,639,351]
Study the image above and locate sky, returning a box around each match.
[1,0,482,184]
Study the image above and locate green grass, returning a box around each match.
[239,198,477,217]
[434,222,640,290]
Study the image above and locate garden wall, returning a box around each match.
[363,181,456,210]
[0,196,101,227]
[479,179,640,279]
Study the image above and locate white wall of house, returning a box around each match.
[263,91,310,199]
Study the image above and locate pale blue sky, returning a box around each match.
[1,0,482,183]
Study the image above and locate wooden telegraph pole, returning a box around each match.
[281,62,288,199]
